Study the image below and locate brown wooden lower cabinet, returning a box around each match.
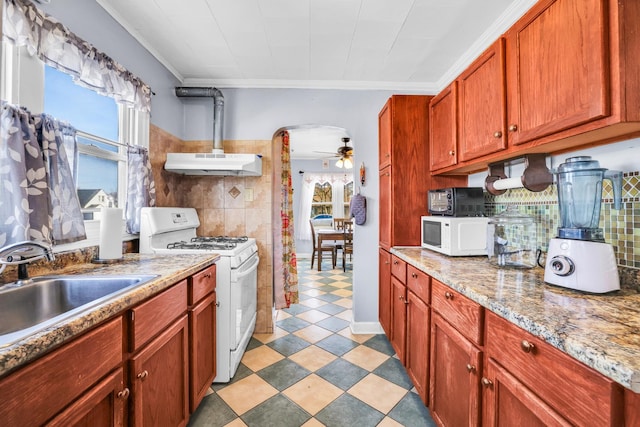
[406,290,430,405]
[0,264,217,427]
[189,291,216,412]
[378,248,392,336]
[0,317,123,427]
[482,358,570,426]
[485,311,624,426]
[47,367,127,427]
[130,315,189,427]
[390,275,407,364]
[429,312,482,427]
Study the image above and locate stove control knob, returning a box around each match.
[549,255,575,276]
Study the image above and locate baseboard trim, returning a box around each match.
[350,320,384,335]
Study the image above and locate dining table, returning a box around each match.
[316,228,353,271]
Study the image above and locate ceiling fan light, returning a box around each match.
[344,157,353,169]
[336,158,344,168]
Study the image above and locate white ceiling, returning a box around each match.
[96,0,535,158]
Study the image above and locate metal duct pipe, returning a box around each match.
[175,87,225,154]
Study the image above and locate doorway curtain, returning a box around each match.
[272,130,298,309]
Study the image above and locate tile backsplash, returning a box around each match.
[485,171,640,269]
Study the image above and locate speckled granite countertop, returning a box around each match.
[0,253,218,377]
[391,247,640,393]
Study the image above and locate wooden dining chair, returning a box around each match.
[342,227,353,271]
[310,220,337,270]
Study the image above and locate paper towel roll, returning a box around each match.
[99,207,123,260]
[491,177,524,191]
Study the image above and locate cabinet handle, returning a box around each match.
[481,378,493,388]
[205,273,211,278]
[386,153,390,158]
[444,291,453,300]
[216,301,221,307]
[385,260,390,265]
[466,364,476,373]
[137,370,149,380]
[411,273,417,278]
[448,150,455,156]
[117,388,130,400]
[494,131,502,138]
[393,260,398,265]
[520,340,535,353]
[508,124,518,132]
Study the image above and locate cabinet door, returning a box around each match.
[458,38,507,161]
[505,0,610,145]
[429,82,458,170]
[379,166,392,250]
[430,312,482,427]
[189,292,216,413]
[0,317,123,427]
[406,290,430,405]
[378,98,392,169]
[482,359,570,427]
[47,368,127,427]
[131,315,189,427]
[390,276,407,364]
[378,248,392,337]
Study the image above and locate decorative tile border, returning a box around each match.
[485,172,640,269]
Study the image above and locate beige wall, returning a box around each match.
[150,125,274,333]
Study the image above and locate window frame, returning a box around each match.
[1,41,148,251]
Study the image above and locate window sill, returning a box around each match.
[53,219,137,254]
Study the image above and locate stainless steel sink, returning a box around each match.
[0,274,158,347]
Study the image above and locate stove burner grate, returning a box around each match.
[167,240,237,251]
[191,236,248,244]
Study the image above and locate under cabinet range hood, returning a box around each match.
[165,87,263,176]
[164,152,262,176]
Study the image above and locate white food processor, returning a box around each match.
[544,156,622,293]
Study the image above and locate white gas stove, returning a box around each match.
[139,207,258,383]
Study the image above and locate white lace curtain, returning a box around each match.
[296,172,352,241]
[2,0,152,112]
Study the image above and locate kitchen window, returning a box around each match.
[1,42,149,247]
[310,180,354,218]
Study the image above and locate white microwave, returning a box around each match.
[421,216,489,256]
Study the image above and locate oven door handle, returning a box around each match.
[236,254,260,279]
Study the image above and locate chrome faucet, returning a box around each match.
[0,241,55,283]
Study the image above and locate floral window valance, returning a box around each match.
[2,0,152,112]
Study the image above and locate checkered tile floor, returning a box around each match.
[188,258,436,427]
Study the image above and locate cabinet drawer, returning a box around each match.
[486,312,623,426]
[130,280,187,351]
[0,317,123,427]
[189,264,216,305]
[407,265,430,304]
[431,279,483,345]
[391,255,407,283]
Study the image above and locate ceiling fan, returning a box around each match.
[314,137,354,168]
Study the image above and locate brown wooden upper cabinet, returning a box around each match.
[458,38,507,162]
[430,0,640,175]
[429,82,458,171]
[505,0,609,146]
[378,99,392,170]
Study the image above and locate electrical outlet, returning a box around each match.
[244,188,254,202]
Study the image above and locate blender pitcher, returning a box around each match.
[555,156,622,241]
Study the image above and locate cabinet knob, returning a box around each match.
[411,273,417,278]
[481,377,493,388]
[386,153,390,158]
[448,150,455,156]
[205,273,211,278]
[137,370,149,380]
[385,260,390,265]
[494,131,502,138]
[216,301,221,307]
[520,340,535,353]
[466,364,476,373]
[508,124,518,132]
[117,388,130,400]
[445,291,453,300]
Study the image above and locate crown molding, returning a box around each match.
[181,77,439,92]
